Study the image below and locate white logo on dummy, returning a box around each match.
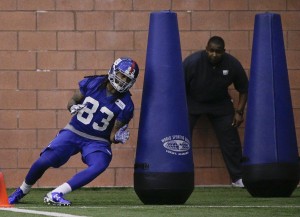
[223,70,229,75]
[161,135,191,156]
[115,99,126,110]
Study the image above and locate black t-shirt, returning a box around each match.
[183,50,248,114]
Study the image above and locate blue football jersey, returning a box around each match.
[69,76,134,140]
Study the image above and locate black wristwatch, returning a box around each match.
[235,109,244,116]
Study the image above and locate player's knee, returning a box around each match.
[85,152,111,175]
[40,149,67,168]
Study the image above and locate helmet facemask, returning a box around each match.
[108,58,139,93]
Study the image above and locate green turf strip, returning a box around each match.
[1,187,299,217]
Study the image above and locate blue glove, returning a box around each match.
[114,125,129,144]
[70,104,86,115]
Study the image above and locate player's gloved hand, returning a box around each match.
[114,125,129,144]
[70,104,86,115]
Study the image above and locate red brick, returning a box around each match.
[182,50,192,61]
[56,0,94,10]
[2,169,29,188]
[135,31,148,50]
[0,150,18,168]
[38,90,74,109]
[115,168,133,186]
[57,110,71,128]
[0,0,16,10]
[292,109,300,127]
[211,148,226,167]
[211,0,248,10]
[0,51,35,70]
[132,109,140,129]
[291,90,300,108]
[180,31,210,51]
[17,149,41,168]
[19,110,57,129]
[19,71,56,90]
[130,89,142,110]
[0,71,17,89]
[37,51,75,70]
[126,128,138,148]
[19,32,56,51]
[177,12,192,31]
[37,11,74,30]
[282,12,300,30]
[76,51,114,70]
[288,0,300,10]
[0,32,17,50]
[37,168,77,187]
[229,50,251,70]
[18,0,55,10]
[287,31,300,50]
[0,111,18,129]
[296,129,300,147]
[249,0,287,10]
[0,12,35,30]
[133,71,144,90]
[115,12,149,31]
[0,130,37,148]
[84,168,115,187]
[192,11,229,30]
[172,0,209,11]
[211,31,249,50]
[286,50,300,69]
[288,70,300,89]
[133,0,171,10]
[37,129,59,148]
[193,148,212,167]
[110,148,135,167]
[230,12,256,30]
[76,12,114,30]
[191,129,208,148]
[58,32,95,50]
[95,0,132,10]
[0,90,36,109]
[57,70,93,89]
[96,31,134,50]
[195,168,230,185]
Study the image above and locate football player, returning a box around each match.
[8,57,139,206]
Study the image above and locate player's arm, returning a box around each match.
[110,120,129,144]
[67,89,85,114]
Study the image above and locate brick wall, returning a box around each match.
[0,0,299,188]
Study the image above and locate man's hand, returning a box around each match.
[70,104,86,115]
[232,112,244,128]
[114,125,129,144]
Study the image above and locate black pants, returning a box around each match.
[189,112,242,182]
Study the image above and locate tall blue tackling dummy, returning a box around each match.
[242,13,299,197]
[134,11,194,204]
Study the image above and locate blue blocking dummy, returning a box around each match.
[242,13,299,197]
[134,11,194,204]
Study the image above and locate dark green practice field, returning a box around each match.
[1,187,299,217]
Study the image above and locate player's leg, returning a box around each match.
[208,113,244,187]
[9,130,79,204]
[44,147,112,206]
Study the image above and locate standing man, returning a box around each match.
[8,57,139,205]
[183,36,248,187]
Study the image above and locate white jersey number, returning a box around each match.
[77,96,114,131]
